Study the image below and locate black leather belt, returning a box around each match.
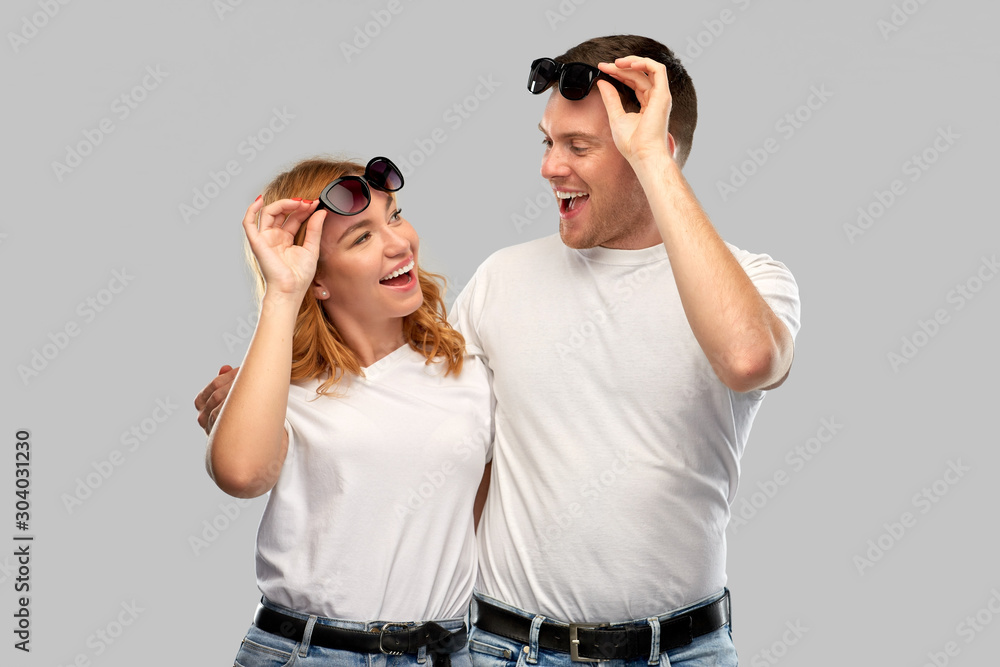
[253,603,467,661]
[472,591,730,662]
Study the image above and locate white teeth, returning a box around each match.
[555,191,588,199]
[380,259,414,282]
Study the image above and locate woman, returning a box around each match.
[206,156,492,667]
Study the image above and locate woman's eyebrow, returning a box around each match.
[337,197,394,243]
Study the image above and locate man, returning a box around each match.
[450,35,798,666]
[197,34,799,667]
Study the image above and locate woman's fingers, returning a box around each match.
[241,195,266,237]
[254,198,320,235]
[239,195,323,290]
[300,208,327,257]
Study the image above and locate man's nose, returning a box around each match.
[540,146,571,180]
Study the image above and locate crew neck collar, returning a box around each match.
[574,242,668,266]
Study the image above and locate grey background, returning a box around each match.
[3,0,998,664]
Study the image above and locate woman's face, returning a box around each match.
[313,190,422,336]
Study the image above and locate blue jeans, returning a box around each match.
[234,597,472,667]
[467,591,737,667]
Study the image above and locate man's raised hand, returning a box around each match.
[595,56,676,164]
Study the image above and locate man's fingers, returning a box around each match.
[206,405,222,436]
[194,365,239,410]
[197,380,234,435]
[596,79,627,125]
[602,68,652,101]
[194,374,218,410]
[197,398,221,435]
[197,407,210,432]
[598,57,670,101]
[615,55,667,80]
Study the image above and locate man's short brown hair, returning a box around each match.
[556,35,697,167]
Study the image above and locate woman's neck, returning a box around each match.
[333,316,407,368]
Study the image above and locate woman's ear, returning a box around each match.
[312,279,329,301]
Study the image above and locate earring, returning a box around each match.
[321,291,328,298]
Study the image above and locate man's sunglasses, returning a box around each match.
[527,57,602,101]
[317,156,404,216]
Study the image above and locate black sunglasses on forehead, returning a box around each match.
[527,57,603,101]
[316,156,404,217]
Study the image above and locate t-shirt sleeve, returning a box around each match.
[448,267,495,463]
[449,268,486,358]
[485,374,496,463]
[733,247,801,342]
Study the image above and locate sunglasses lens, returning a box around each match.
[560,64,596,100]
[327,178,369,214]
[366,158,403,192]
[528,58,559,94]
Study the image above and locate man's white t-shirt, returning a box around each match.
[450,235,800,623]
[255,345,493,621]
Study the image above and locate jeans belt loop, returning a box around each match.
[646,616,661,665]
[527,615,544,664]
[725,587,732,633]
[298,615,318,658]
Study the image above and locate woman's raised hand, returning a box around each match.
[242,197,326,299]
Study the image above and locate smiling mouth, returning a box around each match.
[379,259,415,286]
[556,190,589,214]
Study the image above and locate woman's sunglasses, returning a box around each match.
[317,156,404,216]
[526,57,602,101]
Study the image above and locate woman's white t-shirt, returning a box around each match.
[255,345,493,621]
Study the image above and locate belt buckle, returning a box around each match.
[568,623,602,663]
[379,624,405,656]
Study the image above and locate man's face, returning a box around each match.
[539,90,653,250]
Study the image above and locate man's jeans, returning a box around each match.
[468,591,737,667]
